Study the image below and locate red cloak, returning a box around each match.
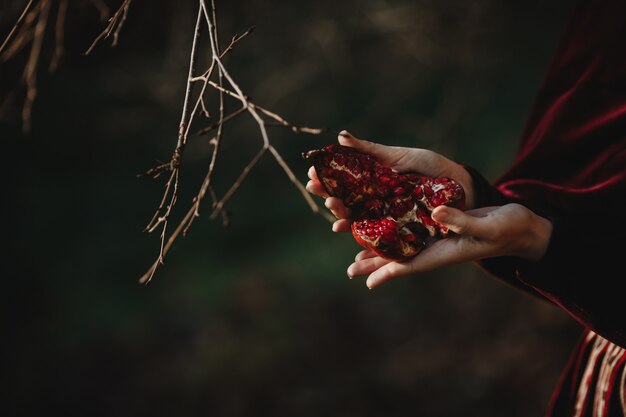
[468,1,626,415]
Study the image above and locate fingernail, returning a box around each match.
[339,130,350,137]
[347,263,357,278]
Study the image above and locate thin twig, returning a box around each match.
[49,0,67,72]
[198,96,210,118]
[0,27,34,62]
[0,0,34,54]
[22,0,50,134]
[177,4,204,149]
[84,0,132,55]
[182,61,217,139]
[220,26,255,57]
[191,67,224,226]
[268,144,324,214]
[1,2,39,62]
[139,200,196,285]
[145,169,177,233]
[200,0,247,105]
[263,120,328,135]
[111,0,130,47]
[196,106,246,135]
[209,146,268,220]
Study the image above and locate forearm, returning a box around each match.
[465,164,626,348]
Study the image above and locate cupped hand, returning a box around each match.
[348,203,553,289]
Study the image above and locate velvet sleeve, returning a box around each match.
[472,0,626,348]
[460,165,552,303]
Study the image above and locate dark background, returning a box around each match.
[2,1,583,416]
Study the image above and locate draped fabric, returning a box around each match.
[467,0,626,415]
[545,331,626,417]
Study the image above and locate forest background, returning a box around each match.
[1,1,581,416]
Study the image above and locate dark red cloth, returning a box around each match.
[468,1,626,415]
[473,0,626,349]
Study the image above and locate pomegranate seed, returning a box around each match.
[393,186,406,196]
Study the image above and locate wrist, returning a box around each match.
[521,213,553,261]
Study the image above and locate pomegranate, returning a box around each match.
[303,144,465,261]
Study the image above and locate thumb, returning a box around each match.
[431,205,485,237]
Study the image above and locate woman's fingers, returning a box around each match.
[365,261,414,289]
[325,197,351,219]
[337,130,381,155]
[306,166,330,198]
[332,219,351,232]
[306,179,328,198]
[355,249,377,261]
[361,206,524,288]
[431,205,493,238]
[337,130,407,168]
[347,256,393,279]
[346,235,484,288]
[305,173,351,230]
[362,244,452,289]
[343,208,501,288]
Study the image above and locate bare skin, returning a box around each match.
[306,130,554,289]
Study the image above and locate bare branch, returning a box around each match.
[3,0,332,282]
[140,0,332,284]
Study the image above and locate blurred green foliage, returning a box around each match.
[2,1,582,416]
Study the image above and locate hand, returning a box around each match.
[305,130,553,289]
[349,203,553,289]
[305,130,476,232]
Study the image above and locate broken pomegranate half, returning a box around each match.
[303,144,465,261]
